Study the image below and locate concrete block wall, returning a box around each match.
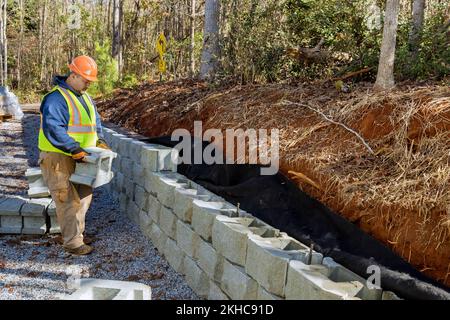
[102,126,400,300]
[0,196,60,234]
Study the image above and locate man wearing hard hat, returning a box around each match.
[38,55,109,255]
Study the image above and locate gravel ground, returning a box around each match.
[0,113,199,300]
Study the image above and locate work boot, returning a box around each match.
[64,244,93,255]
[55,235,95,245]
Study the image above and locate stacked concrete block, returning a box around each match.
[173,188,211,223]
[134,185,149,211]
[109,133,126,152]
[147,195,161,224]
[141,144,178,172]
[191,200,238,242]
[139,210,153,239]
[176,220,200,259]
[129,140,147,164]
[197,237,224,282]
[148,223,168,253]
[221,259,258,300]
[132,163,146,188]
[126,200,140,225]
[183,256,210,298]
[0,196,26,234]
[163,238,185,274]
[245,234,323,297]
[118,137,133,155]
[159,206,177,239]
[322,257,382,300]
[120,158,134,180]
[25,167,50,198]
[21,198,51,234]
[208,281,229,300]
[47,200,60,234]
[285,260,363,300]
[153,172,189,208]
[257,286,283,300]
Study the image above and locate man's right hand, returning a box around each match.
[72,148,89,162]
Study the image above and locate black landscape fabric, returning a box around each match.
[144,136,450,300]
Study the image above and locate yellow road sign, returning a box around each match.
[158,58,166,73]
[156,32,167,56]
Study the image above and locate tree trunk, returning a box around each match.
[375,0,400,90]
[189,0,196,77]
[408,0,425,62]
[0,0,7,85]
[39,0,47,83]
[112,0,123,78]
[199,0,221,80]
[17,0,24,88]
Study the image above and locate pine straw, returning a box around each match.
[98,80,450,283]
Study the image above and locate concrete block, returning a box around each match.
[147,196,161,224]
[149,223,167,253]
[129,140,147,164]
[212,216,279,267]
[176,220,200,259]
[141,144,177,172]
[112,154,121,171]
[221,259,258,300]
[173,188,211,223]
[163,238,185,274]
[110,133,126,152]
[122,177,135,197]
[285,260,363,300]
[139,209,152,235]
[63,278,151,300]
[132,163,146,188]
[47,200,56,216]
[322,257,382,300]
[184,256,209,298]
[154,173,189,207]
[69,147,117,188]
[126,200,140,225]
[120,157,134,178]
[25,168,50,198]
[23,216,47,234]
[20,198,52,217]
[118,137,133,155]
[208,281,229,300]
[257,286,283,300]
[159,206,177,239]
[0,197,26,216]
[245,234,322,297]
[114,172,124,194]
[48,215,61,234]
[197,238,224,282]
[0,216,23,234]
[191,200,238,242]
[119,193,129,213]
[134,185,148,211]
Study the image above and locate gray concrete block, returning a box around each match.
[126,200,140,225]
[176,220,200,259]
[118,137,133,155]
[257,286,283,300]
[47,200,56,216]
[154,173,189,207]
[208,281,229,300]
[141,144,177,172]
[114,172,124,193]
[120,157,134,178]
[322,257,382,300]
[0,197,26,216]
[48,215,61,234]
[0,216,22,234]
[21,198,52,217]
[221,259,258,300]
[134,185,148,211]
[63,278,151,300]
[25,168,50,198]
[285,260,363,300]
[191,200,238,242]
[132,163,146,188]
[245,234,322,297]
[110,133,126,152]
[163,238,185,274]
[147,195,161,224]
[129,140,147,164]
[139,210,152,237]
[183,256,209,298]
[159,206,178,239]
[122,178,135,197]
[149,223,167,253]
[23,216,47,234]
[119,193,129,213]
[197,238,224,282]
[173,188,211,223]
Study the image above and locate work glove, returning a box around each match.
[72,147,90,163]
[96,138,110,150]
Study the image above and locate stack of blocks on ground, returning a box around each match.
[101,126,402,300]
[0,195,59,235]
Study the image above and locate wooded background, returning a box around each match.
[0,0,448,101]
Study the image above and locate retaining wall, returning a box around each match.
[101,126,401,300]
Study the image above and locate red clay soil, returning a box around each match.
[97,79,450,287]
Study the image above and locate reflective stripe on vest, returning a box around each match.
[38,86,98,154]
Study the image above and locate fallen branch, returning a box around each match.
[332,67,373,81]
[280,100,375,155]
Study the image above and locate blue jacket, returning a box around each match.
[40,75,103,154]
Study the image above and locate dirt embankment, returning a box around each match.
[97,79,450,287]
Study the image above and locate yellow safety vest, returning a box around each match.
[38,86,98,155]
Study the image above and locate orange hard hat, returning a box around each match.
[68,55,98,82]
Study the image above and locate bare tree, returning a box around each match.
[189,0,196,77]
[0,0,7,85]
[112,0,123,78]
[408,0,426,62]
[200,0,220,80]
[375,0,400,90]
